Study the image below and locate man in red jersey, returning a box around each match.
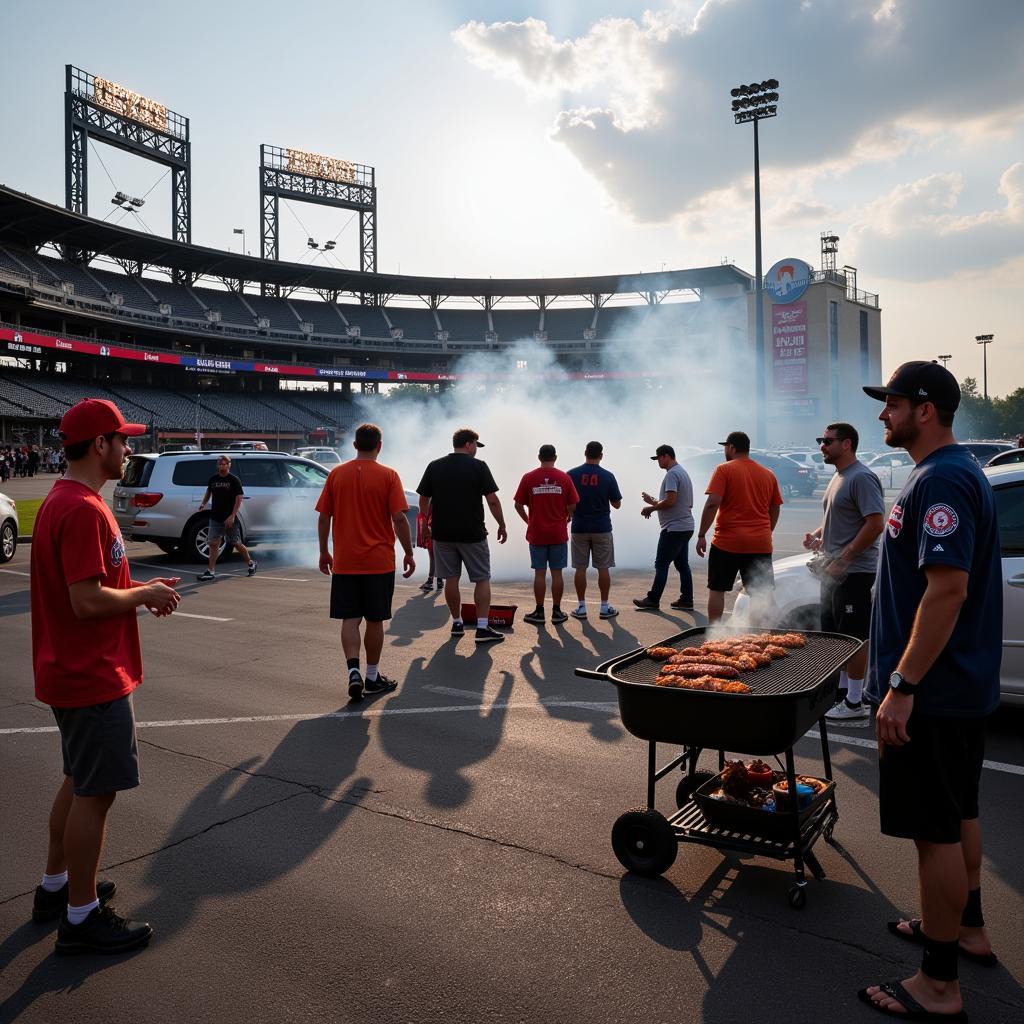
[514,444,579,625]
[30,399,180,955]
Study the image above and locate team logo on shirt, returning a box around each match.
[110,534,125,568]
[887,502,904,539]
[923,504,959,538]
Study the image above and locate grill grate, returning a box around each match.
[612,630,860,697]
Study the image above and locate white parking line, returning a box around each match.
[137,566,312,583]
[170,611,234,622]
[0,699,617,735]
[0,568,30,577]
[805,728,1024,776]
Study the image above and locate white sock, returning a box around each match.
[847,677,864,704]
[41,870,68,892]
[839,670,849,690]
[67,898,99,925]
[366,664,379,682]
[600,601,609,613]
[477,617,488,630]
[452,617,462,626]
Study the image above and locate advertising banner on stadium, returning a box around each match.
[771,301,808,394]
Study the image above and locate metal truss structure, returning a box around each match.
[64,65,191,277]
[259,144,376,297]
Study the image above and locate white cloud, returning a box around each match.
[453,0,1024,223]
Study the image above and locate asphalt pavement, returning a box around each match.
[1,484,1022,1024]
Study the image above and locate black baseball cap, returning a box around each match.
[651,444,675,460]
[718,431,750,452]
[863,361,961,411]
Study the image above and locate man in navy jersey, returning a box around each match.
[566,441,622,619]
[858,361,1001,1022]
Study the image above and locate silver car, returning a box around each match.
[733,462,1024,705]
[0,491,18,564]
[113,451,331,562]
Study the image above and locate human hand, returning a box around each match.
[497,525,507,544]
[825,557,849,580]
[319,551,333,576]
[875,690,911,748]
[144,581,180,616]
[402,553,416,578]
[641,507,654,519]
[695,536,707,558]
[641,491,655,506]
[802,532,821,551]
[225,515,235,528]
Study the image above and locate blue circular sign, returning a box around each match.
[765,257,812,303]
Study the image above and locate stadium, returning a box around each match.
[0,66,881,451]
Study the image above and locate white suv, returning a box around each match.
[733,463,1024,705]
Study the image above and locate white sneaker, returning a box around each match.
[825,699,871,727]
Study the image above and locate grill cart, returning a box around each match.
[575,626,863,909]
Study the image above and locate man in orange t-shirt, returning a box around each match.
[316,423,414,700]
[695,430,783,623]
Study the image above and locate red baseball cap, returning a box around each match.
[59,399,148,446]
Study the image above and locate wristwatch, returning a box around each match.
[889,671,919,695]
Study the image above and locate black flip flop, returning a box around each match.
[857,980,968,1022]
[887,919,999,967]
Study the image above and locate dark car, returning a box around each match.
[680,451,815,499]
[959,441,1014,465]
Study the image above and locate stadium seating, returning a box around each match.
[288,297,347,335]
[544,306,595,339]
[142,277,207,319]
[246,294,304,333]
[88,268,161,311]
[336,304,390,338]
[191,285,257,326]
[382,306,438,339]
[490,308,540,342]
[437,308,489,342]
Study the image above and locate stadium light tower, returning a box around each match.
[976,334,994,400]
[233,227,246,254]
[937,354,952,369]
[730,77,779,447]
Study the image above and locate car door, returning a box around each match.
[233,458,288,539]
[992,481,1024,702]
[281,459,329,537]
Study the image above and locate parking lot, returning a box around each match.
[1,481,1022,1023]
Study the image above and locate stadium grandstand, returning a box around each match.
[0,184,752,449]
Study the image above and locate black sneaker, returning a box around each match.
[550,608,569,624]
[475,625,505,645]
[54,903,152,955]
[670,598,694,610]
[632,597,659,610]
[523,609,546,625]
[197,570,216,581]
[451,620,465,637]
[32,879,116,923]
[436,579,444,591]
[420,578,433,591]
[348,672,364,700]
[363,674,398,694]
[247,561,257,577]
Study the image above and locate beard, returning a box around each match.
[884,419,919,449]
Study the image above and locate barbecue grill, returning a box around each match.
[576,625,864,908]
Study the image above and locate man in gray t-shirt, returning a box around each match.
[803,422,885,725]
[634,444,696,610]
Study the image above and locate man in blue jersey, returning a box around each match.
[858,361,1001,1023]
[566,441,622,619]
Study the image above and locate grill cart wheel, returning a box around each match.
[787,884,807,910]
[675,769,718,809]
[611,808,677,876]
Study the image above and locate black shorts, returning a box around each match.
[879,713,986,844]
[706,545,774,594]
[52,694,140,797]
[820,571,874,640]
[330,571,395,622]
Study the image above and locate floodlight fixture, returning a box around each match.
[976,334,994,400]
[937,354,952,368]
[729,75,781,446]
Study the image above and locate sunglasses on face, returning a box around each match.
[816,437,841,446]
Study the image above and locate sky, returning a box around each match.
[1,0,1022,395]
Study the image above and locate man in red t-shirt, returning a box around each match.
[514,444,579,625]
[30,399,180,955]
[316,423,415,700]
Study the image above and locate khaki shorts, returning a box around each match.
[571,532,615,569]
[434,540,491,582]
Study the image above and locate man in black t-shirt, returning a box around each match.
[197,454,256,580]
[417,427,507,644]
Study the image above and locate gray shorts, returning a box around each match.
[433,540,491,582]
[571,532,615,569]
[52,694,140,796]
[208,518,240,544]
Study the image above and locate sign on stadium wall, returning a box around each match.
[771,301,808,395]
[1,326,663,384]
[765,258,812,304]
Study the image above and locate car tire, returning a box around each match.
[183,516,238,564]
[0,519,16,564]
[155,540,178,555]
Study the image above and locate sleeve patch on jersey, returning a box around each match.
[923,503,959,537]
